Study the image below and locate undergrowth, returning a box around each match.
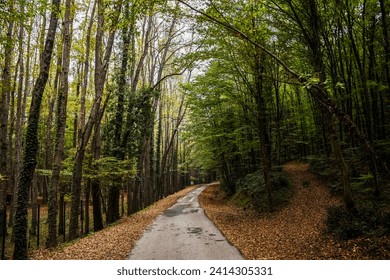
[231,168,293,212]
[307,154,390,242]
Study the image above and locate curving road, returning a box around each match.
[128,185,244,260]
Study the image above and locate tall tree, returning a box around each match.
[68,0,121,240]
[13,0,61,259]
[0,1,14,238]
[46,0,73,248]
[106,2,132,224]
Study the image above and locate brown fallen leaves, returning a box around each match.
[30,163,390,260]
[30,186,195,260]
[199,162,390,259]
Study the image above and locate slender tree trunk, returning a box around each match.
[379,0,390,91]
[47,0,73,248]
[69,0,120,240]
[377,0,389,140]
[10,16,26,229]
[13,0,60,259]
[154,12,178,199]
[304,0,355,210]
[91,179,103,231]
[107,3,131,224]
[78,0,96,144]
[0,5,14,239]
[84,165,90,234]
[91,123,103,231]
[253,50,273,211]
[274,80,282,165]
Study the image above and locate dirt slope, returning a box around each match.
[199,162,389,259]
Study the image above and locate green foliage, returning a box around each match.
[235,169,292,212]
[327,203,390,240]
[89,157,136,181]
[376,140,390,165]
[308,155,342,193]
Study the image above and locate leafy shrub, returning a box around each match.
[376,140,390,165]
[235,169,292,212]
[327,204,390,240]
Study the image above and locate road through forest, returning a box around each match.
[128,185,244,260]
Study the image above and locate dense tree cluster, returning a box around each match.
[0,0,194,259]
[183,0,389,210]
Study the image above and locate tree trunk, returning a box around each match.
[46,0,73,248]
[92,179,103,231]
[0,5,14,239]
[91,122,103,231]
[9,15,26,229]
[68,0,120,240]
[379,0,390,91]
[107,3,131,224]
[253,49,273,211]
[302,0,355,210]
[13,0,60,259]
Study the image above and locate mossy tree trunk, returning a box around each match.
[13,0,61,259]
[107,3,131,224]
[0,5,14,239]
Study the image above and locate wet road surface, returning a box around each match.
[128,185,244,260]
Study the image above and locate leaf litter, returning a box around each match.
[199,162,390,259]
[30,186,195,260]
[30,162,390,260]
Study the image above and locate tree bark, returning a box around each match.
[91,122,103,231]
[13,0,60,259]
[47,0,73,248]
[107,3,131,224]
[253,50,273,211]
[0,5,14,238]
[69,0,120,240]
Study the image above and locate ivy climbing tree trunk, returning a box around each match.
[10,8,27,229]
[0,4,14,239]
[107,2,131,224]
[13,0,61,259]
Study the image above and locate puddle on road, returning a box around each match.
[187,227,203,235]
[163,205,188,217]
[163,204,200,217]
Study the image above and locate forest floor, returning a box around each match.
[30,186,196,260]
[30,162,390,260]
[199,162,390,259]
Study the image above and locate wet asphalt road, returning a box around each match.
[128,185,244,260]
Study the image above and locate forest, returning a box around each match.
[0,0,389,260]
